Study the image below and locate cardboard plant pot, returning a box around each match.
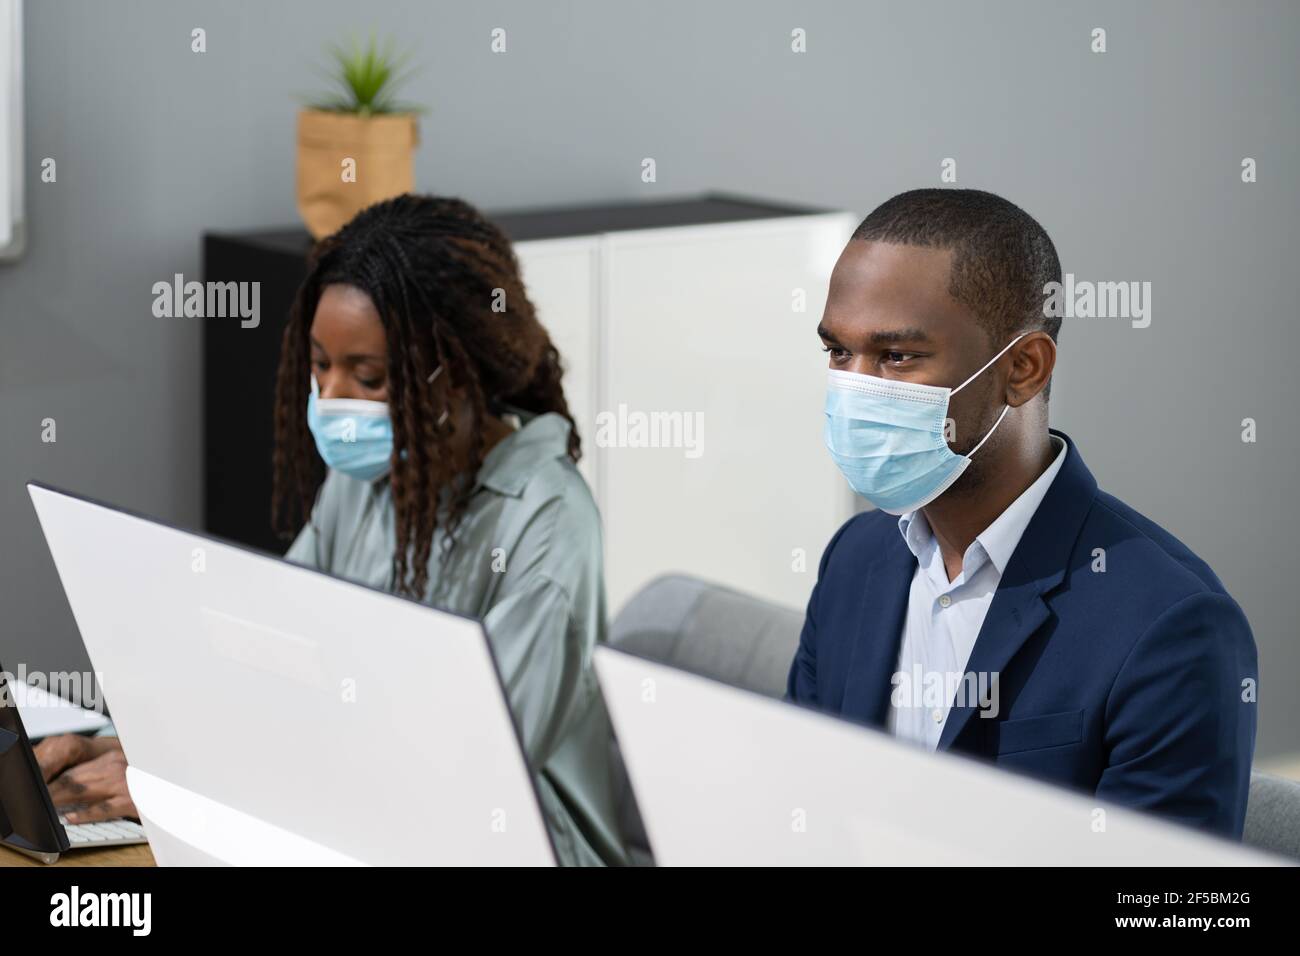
[296,109,419,239]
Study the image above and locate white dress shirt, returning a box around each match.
[886,434,1069,750]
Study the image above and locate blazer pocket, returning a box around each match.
[988,709,1083,756]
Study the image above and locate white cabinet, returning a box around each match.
[515,205,857,615]
[511,237,600,487]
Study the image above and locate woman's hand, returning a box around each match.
[32,734,138,823]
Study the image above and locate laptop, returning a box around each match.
[25,481,557,866]
[0,666,147,863]
[594,645,1280,866]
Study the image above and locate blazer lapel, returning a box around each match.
[937,428,1097,751]
[839,530,913,728]
[936,567,1052,751]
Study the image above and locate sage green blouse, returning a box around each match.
[284,410,631,866]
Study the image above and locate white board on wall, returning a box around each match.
[0,0,23,257]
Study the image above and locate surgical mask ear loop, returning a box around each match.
[949,332,1028,458]
[949,331,1029,396]
[967,402,1012,457]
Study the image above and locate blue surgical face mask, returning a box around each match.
[823,332,1027,515]
[306,376,394,482]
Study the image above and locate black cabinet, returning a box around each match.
[202,230,311,555]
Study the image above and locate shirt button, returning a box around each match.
[932,709,943,723]
[938,594,952,608]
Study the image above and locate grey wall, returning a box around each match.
[2,0,1297,758]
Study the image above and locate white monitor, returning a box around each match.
[594,646,1280,866]
[27,482,555,866]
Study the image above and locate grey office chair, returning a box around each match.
[1244,771,1300,860]
[607,573,1300,862]
[609,573,804,697]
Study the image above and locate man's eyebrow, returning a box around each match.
[868,327,933,345]
[817,325,934,346]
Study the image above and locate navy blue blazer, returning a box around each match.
[787,428,1258,837]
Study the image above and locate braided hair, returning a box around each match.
[272,194,581,598]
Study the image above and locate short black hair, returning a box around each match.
[853,189,1063,352]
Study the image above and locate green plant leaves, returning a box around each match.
[304,32,425,116]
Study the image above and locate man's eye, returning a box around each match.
[884,351,916,364]
[821,345,848,361]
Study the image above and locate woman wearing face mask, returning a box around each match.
[35,195,639,865]
[267,193,635,866]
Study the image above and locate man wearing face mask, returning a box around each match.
[789,189,1257,838]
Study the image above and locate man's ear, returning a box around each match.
[1006,331,1056,407]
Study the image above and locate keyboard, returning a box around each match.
[58,815,148,849]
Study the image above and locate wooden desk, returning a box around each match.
[0,841,155,867]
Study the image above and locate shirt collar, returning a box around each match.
[474,407,574,498]
[897,508,934,559]
[896,434,1069,576]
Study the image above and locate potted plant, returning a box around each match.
[296,34,423,239]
